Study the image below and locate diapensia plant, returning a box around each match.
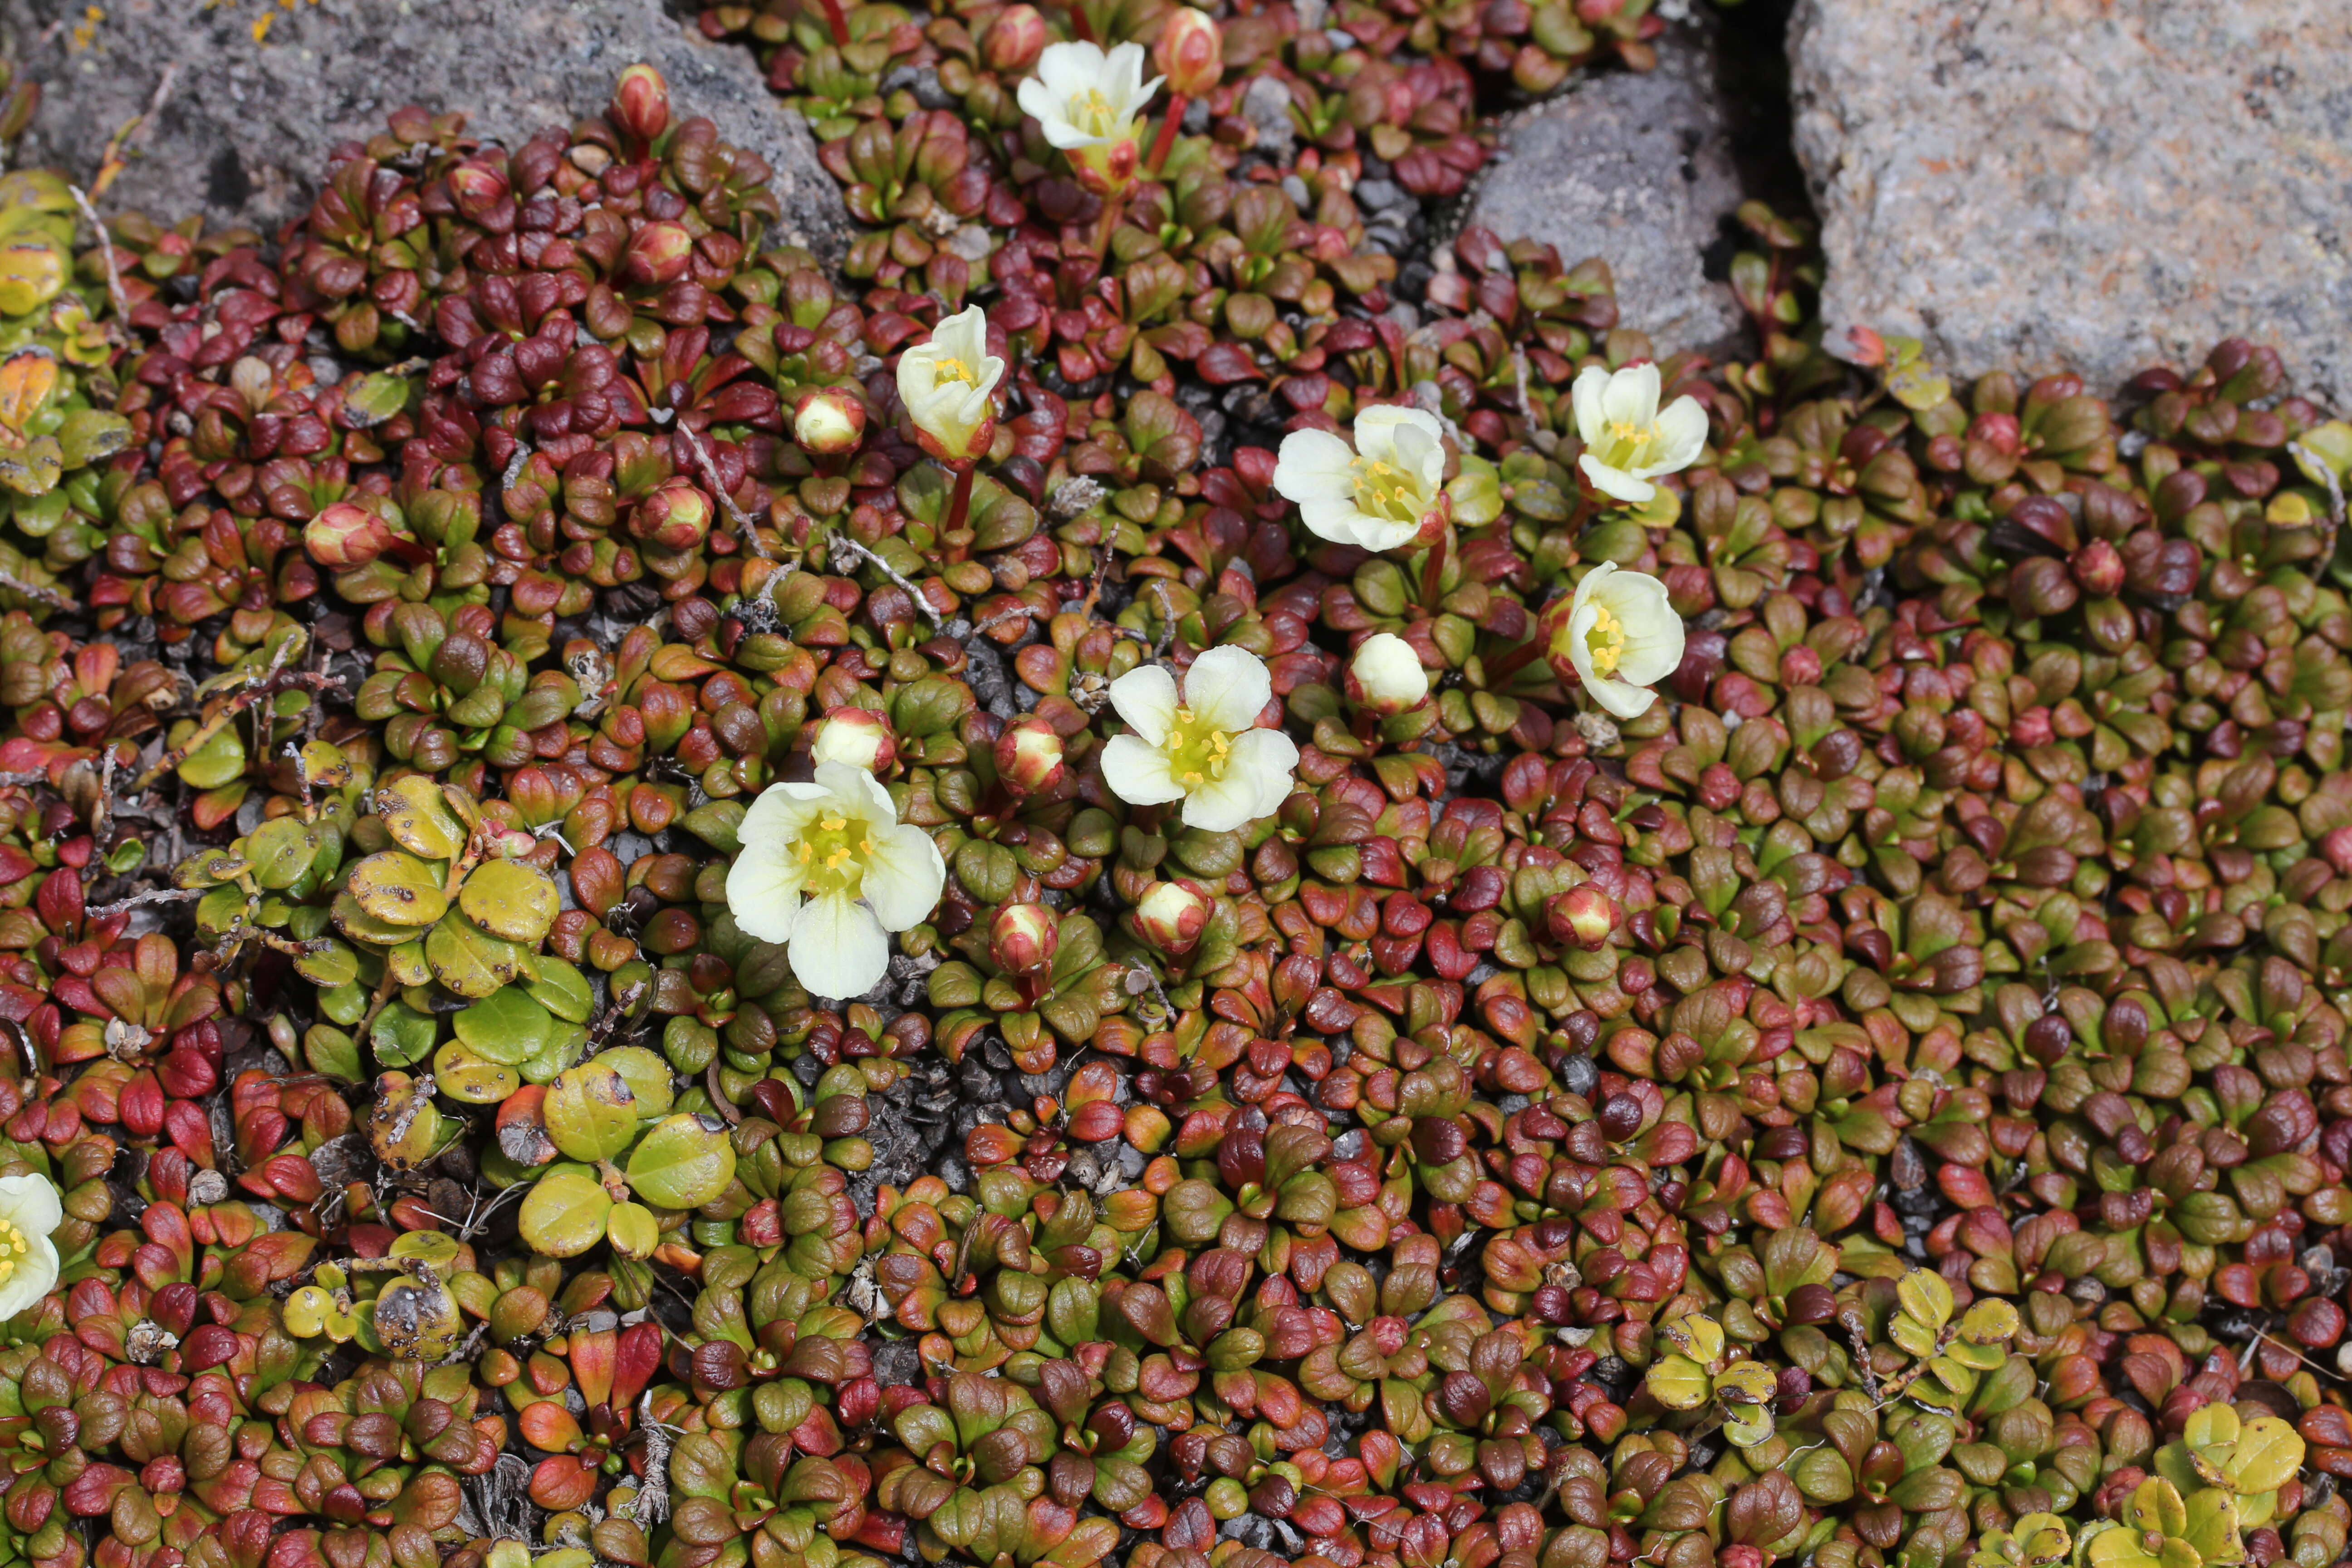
[0,29,2343,1568]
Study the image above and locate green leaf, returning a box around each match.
[460,858,559,943]
[625,1113,737,1209]
[544,1061,640,1161]
[454,986,554,1068]
[347,851,450,929]
[369,1002,438,1069]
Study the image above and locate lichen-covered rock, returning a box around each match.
[0,0,851,262]
[1791,0,2352,404]
[1459,28,1745,358]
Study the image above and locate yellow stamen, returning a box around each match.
[934,357,979,386]
[1585,603,1627,678]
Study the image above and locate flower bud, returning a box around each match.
[304,502,397,568]
[2070,537,2126,597]
[1343,632,1428,716]
[630,478,712,552]
[1134,879,1213,957]
[811,706,897,774]
[447,161,512,224]
[620,221,695,288]
[612,64,672,144]
[2321,826,2352,877]
[1154,8,1222,98]
[793,386,868,455]
[1547,885,1619,951]
[994,715,1066,795]
[983,5,1048,73]
[991,903,1060,974]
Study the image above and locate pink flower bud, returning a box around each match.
[793,386,868,455]
[994,715,1066,795]
[1968,410,2024,459]
[1547,884,1619,951]
[612,64,672,144]
[446,161,511,224]
[304,502,397,568]
[2321,827,2352,877]
[1154,8,1223,98]
[811,706,897,773]
[629,478,712,552]
[983,5,1048,73]
[2071,537,2125,597]
[1134,879,1213,957]
[620,221,695,288]
[990,902,1060,974]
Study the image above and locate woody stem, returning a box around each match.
[1146,96,1187,174]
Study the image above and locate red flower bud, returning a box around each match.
[304,502,397,568]
[2321,826,2352,877]
[990,903,1059,974]
[2071,537,2126,597]
[982,5,1047,72]
[620,221,695,288]
[994,715,1066,795]
[1134,879,1213,957]
[792,386,868,455]
[612,64,671,145]
[630,478,712,552]
[1153,8,1223,97]
[446,161,510,223]
[1547,885,1619,951]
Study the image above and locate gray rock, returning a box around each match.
[1791,0,2352,406]
[5,0,848,263]
[1461,29,1744,358]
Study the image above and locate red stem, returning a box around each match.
[1146,95,1187,174]
[817,0,849,46]
[1092,191,1126,259]
[1419,527,1449,612]
[1067,2,1094,40]
[945,463,976,542]
[1485,635,1546,684]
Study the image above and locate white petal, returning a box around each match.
[789,892,891,1000]
[861,824,946,931]
[1108,664,1180,743]
[1388,415,1445,495]
[1296,495,1375,545]
[0,1235,55,1320]
[1570,366,1611,444]
[811,761,881,811]
[1563,598,1602,693]
[974,352,1008,404]
[0,1176,62,1241]
[1016,74,1063,129]
[1037,119,1106,151]
[1607,572,1686,686]
[725,842,804,944]
[1588,674,1660,720]
[1578,453,1655,504]
[1035,41,1104,100]
[1181,645,1272,733]
[1601,363,1661,428]
[1352,512,1425,553]
[736,779,825,853]
[1179,770,1264,833]
[896,343,939,411]
[1646,395,1709,476]
[1353,405,1441,467]
[1100,734,1186,806]
[1272,429,1357,501]
[1228,726,1300,818]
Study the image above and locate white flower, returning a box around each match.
[1100,645,1298,833]
[1017,41,1161,193]
[726,762,946,1000]
[1272,405,1448,553]
[1570,363,1708,504]
[810,706,894,773]
[0,1174,62,1319]
[1347,632,1429,715]
[1547,562,1684,720]
[896,304,1004,462]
